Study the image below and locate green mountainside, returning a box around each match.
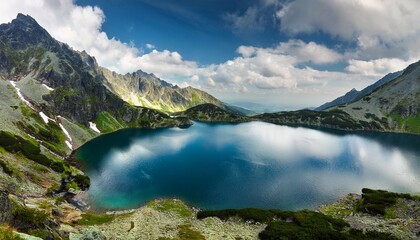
[175,103,246,122]
[100,67,224,112]
[335,60,420,133]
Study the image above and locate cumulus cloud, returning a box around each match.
[138,50,197,76]
[277,0,420,74]
[346,58,412,77]
[278,0,420,41]
[226,0,419,80]
[276,40,342,64]
[204,40,344,90]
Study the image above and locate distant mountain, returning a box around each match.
[100,67,224,112]
[316,88,360,111]
[316,71,402,111]
[258,60,420,134]
[224,103,256,116]
[176,103,246,122]
[337,60,420,133]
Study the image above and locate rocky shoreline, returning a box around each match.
[2,186,419,240]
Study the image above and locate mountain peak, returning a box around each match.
[14,13,38,24]
[11,13,44,32]
[0,13,55,50]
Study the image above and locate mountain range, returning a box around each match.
[99,67,223,112]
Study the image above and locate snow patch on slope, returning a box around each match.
[9,80,34,109]
[65,141,72,150]
[58,118,73,150]
[89,122,101,133]
[39,112,54,124]
[42,83,54,91]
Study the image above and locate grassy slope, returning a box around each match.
[176,103,247,122]
[100,67,223,113]
[0,79,90,194]
[332,61,420,134]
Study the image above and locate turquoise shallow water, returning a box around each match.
[76,122,420,210]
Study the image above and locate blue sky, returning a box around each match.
[75,0,258,64]
[1,0,419,110]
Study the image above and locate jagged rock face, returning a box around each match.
[0,13,55,50]
[0,190,11,224]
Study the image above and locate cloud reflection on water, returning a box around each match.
[80,121,420,210]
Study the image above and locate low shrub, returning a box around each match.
[0,160,13,175]
[177,224,205,240]
[11,204,49,230]
[0,131,65,172]
[0,227,24,240]
[73,174,90,190]
[356,188,415,215]
[198,208,395,240]
[148,199,193,218]
[77,212,115,225]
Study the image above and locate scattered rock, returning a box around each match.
[15,232,43,240]
[0,189,11,223]
[69,227,106,240]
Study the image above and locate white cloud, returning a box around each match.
[205,40,344,90]
[346,58,412,77]
[273,0,420,84]
[236,46,257,58]
[138,50,197,77]
[146,43,155,49]
[236,39,343,64]
[277,0,420,40]
[277,40,342,64]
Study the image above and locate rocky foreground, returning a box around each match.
[1,187,419,240]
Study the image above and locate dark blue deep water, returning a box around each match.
[76,122,420,210]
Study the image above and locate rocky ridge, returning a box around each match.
[100,67,224,113]
[316,71,402,111]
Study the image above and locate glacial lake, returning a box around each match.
[76,122,420,211]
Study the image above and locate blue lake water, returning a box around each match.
[76,122,420,211]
